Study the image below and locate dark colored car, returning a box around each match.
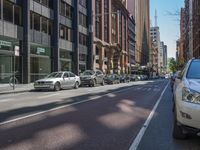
[105,74,120,84]
[80,70,105,87]
[130,75,137,81]
[120,75,130,83]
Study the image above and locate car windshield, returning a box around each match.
[82,71,95,75]
[107,75,114,78]
[187,61,200,79]
[46,72,63,78]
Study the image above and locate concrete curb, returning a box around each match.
[0,89,32,95]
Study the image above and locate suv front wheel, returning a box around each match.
[172,109,188,139]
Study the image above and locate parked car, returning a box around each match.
[80,70,105,87]
[170,72,180,90]
[130,74,137,81]
[173,59,200,139]
[120,75,130,83]
[34,71,81,91]
[105,74,120,84]
[136,75,141,81]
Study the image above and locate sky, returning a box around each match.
[150,0,184,58]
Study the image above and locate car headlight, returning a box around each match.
[182,87,200,104]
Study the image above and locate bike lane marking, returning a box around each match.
[129,81,169,150]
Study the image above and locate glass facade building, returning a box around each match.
[0,0,92,83]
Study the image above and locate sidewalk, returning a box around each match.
[0,83,34,95]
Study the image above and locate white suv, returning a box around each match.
[173,59,200,139]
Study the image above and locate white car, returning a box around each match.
[34,71,81,91]
[173,59,200,139]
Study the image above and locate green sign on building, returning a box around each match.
[0,40,12,50]
[36,47,46,54]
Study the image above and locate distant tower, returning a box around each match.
[155,9,158,27]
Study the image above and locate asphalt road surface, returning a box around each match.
[0,80,199,150]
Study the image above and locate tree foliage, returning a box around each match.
[168,58,178,73]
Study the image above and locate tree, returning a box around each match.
[168,57,178,73]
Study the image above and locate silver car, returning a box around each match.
[34,71,81,91]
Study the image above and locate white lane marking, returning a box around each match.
[0,84,136,126]
[37,93,60,99]
[129,81,169,150]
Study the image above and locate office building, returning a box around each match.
[0,0,91,83]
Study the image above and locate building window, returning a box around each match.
[123,16,127,50]
[95,0,101,39]
[34,13,40,31]
[79,54,86,62]
[79,64,86,72]
[66,4,73,18]
[42,17,48,33]
[60,0,73,19]
[30,56,51,82]
[79,33,87,46]
[79,0,87,7]
[60,0,65,16]
[96,46,99,55]
[41,0,48,6]
[14,5,22,26]
[34,0,50,7]
[3,0,13,23]
[79,13,87,27]
[60,49,72,59]
[60,25,65,39]
[48,21,52,35]
[60,25,73,42]
[104,0,109,42]
[119,13,122,46]
[30,12,52,35]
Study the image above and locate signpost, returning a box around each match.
[13,46,20,90]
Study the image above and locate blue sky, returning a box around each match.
[150,0,184,58]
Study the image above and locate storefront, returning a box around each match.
[30,44,51,82]
[59,49,72,71]
[0,37,21,83]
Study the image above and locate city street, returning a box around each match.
[0,79,199,150]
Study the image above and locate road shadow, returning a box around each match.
[137,85,200,150]
[0,80,168,150]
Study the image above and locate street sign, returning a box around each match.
[14,46,20,56]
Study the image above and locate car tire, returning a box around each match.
[74,81,79,89]
[172,110,188,139]
[92,79,97,87]
[101,79,105,86]
[54,82,61,91]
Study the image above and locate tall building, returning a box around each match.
[184,0,193,60]
[192,0,200,58]
[128,15,136,73]
[160,41,164,68]
[150,37,158,76]
[0,0,91,83]
[92,0,130,74]
[179,8,186,63]
[127,0,150,66]
[163,44,168,69]
[150,27,161,73]
[179,0,200,61]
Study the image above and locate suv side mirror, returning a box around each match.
[176,71,182,80]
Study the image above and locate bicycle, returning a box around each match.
[9,75,19,88]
